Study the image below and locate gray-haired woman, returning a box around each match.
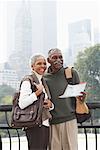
[18,54,53,150]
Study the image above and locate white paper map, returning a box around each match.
[59,82,87,98]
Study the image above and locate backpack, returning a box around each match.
[65,67,91,124]
[11,74,45,128]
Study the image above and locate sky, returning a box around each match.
[0,0,100,63]
[57,0,100,50]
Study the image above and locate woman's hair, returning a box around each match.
[29,54,45,67]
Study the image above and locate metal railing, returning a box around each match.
[0,102,100,150]
[0,105,23,150]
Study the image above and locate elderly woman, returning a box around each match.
[18,54,53,150]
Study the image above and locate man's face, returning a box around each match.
[48,52,63,71]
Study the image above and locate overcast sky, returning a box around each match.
[57,0,100,50]
[0,0,100,63]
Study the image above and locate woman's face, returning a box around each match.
[32,56,47,75]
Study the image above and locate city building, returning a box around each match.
[0,63,19,89]
[68,19,93,64]
[8,0,32,78]
[30,1,57,56]
[94,29,100,44]
[8,1,57,78]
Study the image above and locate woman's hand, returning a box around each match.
[43,99,52,109]
[34,83,44,96]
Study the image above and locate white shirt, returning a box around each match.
[18,71,53,126]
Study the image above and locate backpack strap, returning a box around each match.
[65,66,73,79]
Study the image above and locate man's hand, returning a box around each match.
[77,91,86,102]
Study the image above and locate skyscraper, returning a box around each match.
[8,0,57,78]
[8,0,32,78]
[14,0,32,57]
[31,1,57,56]
[42,1,57,56]
[68,19,93,64]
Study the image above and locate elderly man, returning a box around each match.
[44,48,86,150]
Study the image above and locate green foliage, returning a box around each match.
[0,84,15,102]
[0,85,15,129]
[75,44,100,102]
[1,95,12,105]
[0,76,25,137]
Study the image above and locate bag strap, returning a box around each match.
[19,73,51,99]
[65,66,73,80]
[19,73,38,92]
[42,78,51,100]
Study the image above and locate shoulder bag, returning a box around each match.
[11,75,45,128]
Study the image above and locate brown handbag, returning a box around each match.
[76,98,89,114]
[65,67,91,123]
[11,75,45,128]
[65,67,89,114]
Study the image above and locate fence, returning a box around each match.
[0,102,100,150]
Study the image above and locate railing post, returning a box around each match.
[0,135,2,150]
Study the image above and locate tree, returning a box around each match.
[0,85,15,125]
[0,84,15,102]
[1,95,12,105]
[75,44,100,102]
